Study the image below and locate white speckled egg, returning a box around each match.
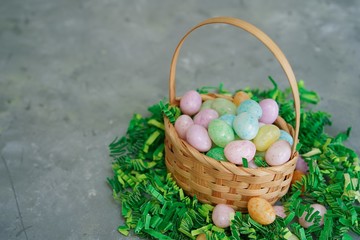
[299,203,327,228]
[212,204,235,228]
[175,115,194,139]
[180,90,202,116]
[265,140,291,166]
[224,140,256,165]
[186,124,212,152]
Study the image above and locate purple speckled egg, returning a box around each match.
[296,155,309,173]
[180,90,202,116]
[175,115,194,139]
[224,140,256,165]
[193,109,219,129]
[265,140,291,166]
[212,204,235,228]
[186,124,211,152]
[273,205,287,218]
[259,99,279,124]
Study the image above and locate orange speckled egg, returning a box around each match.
[248,197,276,225]
[233,91,250,106]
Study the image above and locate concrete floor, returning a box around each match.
[1,0,359,239]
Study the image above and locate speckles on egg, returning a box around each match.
[265,140,291,166]
[208,119,235,148]
[224,140,256,165]
[193,109,219,129]
[248,197,276,225]
[211,98,237,116]
[233,112,259,140]
[212,204,235,228]
[175,114,194,139]
[236,99,262,119]
[180,90,202,116]
[186,124,212,152]
[259,99,279,124]
[298,203,327,228]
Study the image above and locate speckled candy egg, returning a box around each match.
[296,156,309,173]
[265,140,292,166]
[200,99,214,111]
[252,124,280,151]
[212,204,235,228]
[236,99,262,119]
[208,119,235,147]
[259,99,279,124]
[279,130,294,146]
[175,115,194,139]
[233,112,259,140]
[247,160,258,169]
[186,124,211,152]
[273,205,287,218]
[211,98,237,116]
[193,109,219,129]
[224,140,256,165]
[299,203,327,228]
[180,90,202,116]
[248,197,276,225]
[233,91,250,106]
[219,114,235,127]
[206,147,227,161]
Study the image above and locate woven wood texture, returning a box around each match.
[165,17,300,211]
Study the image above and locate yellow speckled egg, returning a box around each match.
[253,124,280,151]
[248,197,276,225]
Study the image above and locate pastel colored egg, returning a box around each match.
[208,119,235,147]
[200,99,214,111]
[211,98,237,116]
[180,90,202,116]
[252,124,280,151]
[193,109,219,129]
[186,124,212,152]
[259,99,279,124]
[233,91,250,106]
[219,114,236,127]
[279,130,294,146]
[273,205,286,218]
[247,160,258,169]
[174,115,194,139]
[196,233,207,240]
[248,197,276,225]
[299,203,327,228]
[296,156,309,173]
[265,140,292,166]
[291,170,305,186]
[206,147,227,161]
[212,204,235,228]
[224,140,256,165]
[236,99,262,119]
[233,112,259,140]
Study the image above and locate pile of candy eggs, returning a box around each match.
[174,90,294,167]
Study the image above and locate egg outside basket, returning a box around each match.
[164,17,301,212]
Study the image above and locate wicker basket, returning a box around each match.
[164,17,301,212]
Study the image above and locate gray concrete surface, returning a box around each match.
[1,0,359,239]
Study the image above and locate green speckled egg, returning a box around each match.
[211,98,236,116]
[208,119,235,147]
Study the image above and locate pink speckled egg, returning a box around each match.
[299,203,327,228]
[193,109,219,129]
[175,115,194,139]
[296,156,309,173]
[212,204,235,228]
[259,99,279,124]
[265,140,291,166]
[186,124,211,152]
[180,90,202,116]
[247,160,258,169]
[224,140,256,165]
[273,205,287,218]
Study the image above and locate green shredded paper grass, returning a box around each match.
[107,77,359,240]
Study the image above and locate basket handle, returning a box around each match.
[169,16,300,154]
